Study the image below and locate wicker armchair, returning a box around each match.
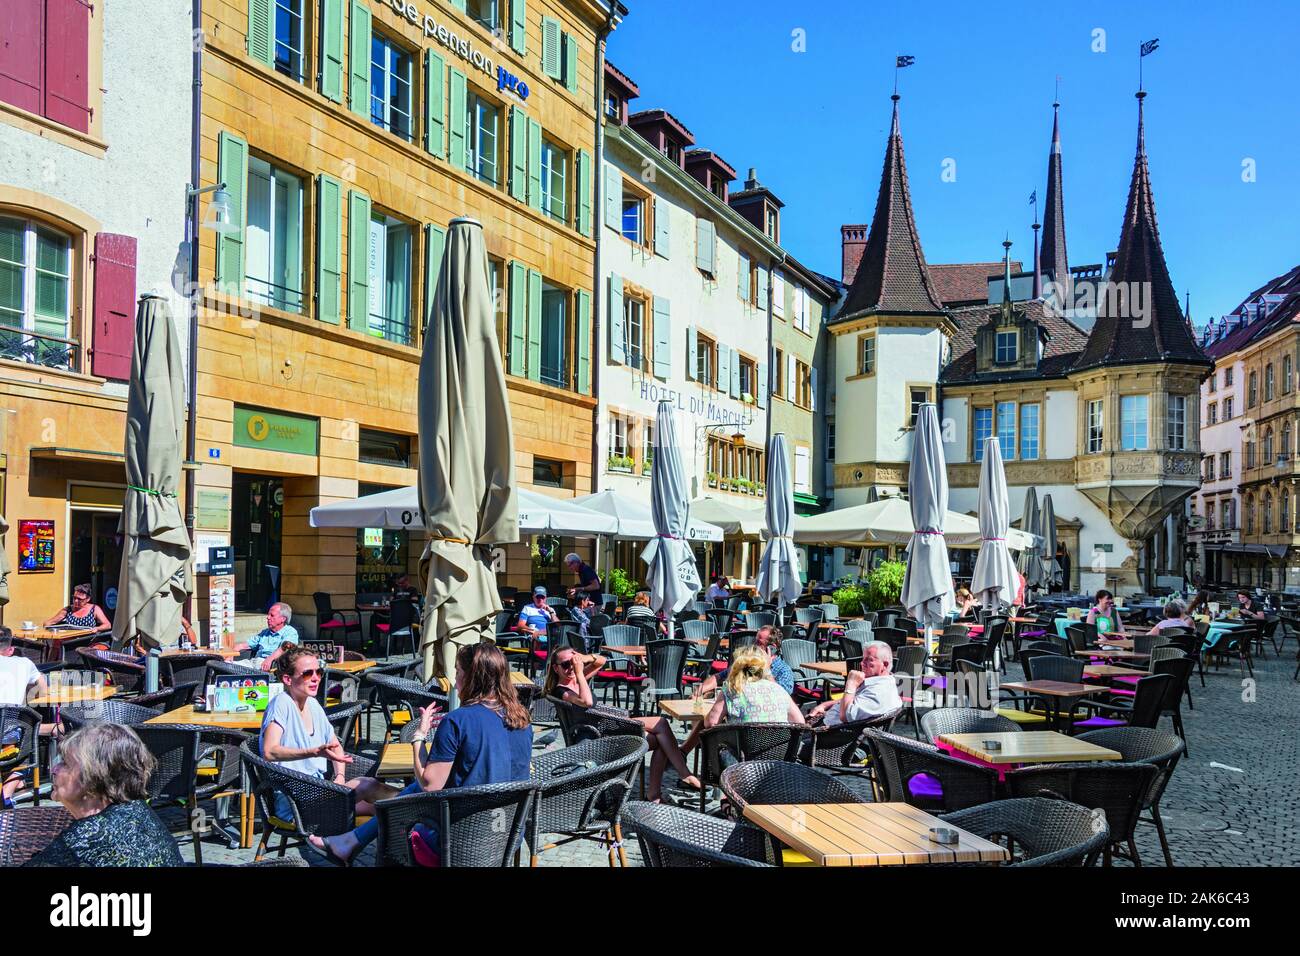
[620,800,776,867]
[0,805,72,865]
[162,652,225,689]
[549,695,646,746]
[803,706,902,775]
[364,673,445,741]
[1076,727,1185,867]
[938,797,1109,866]
[77,647,146,694]
[132,682,200,712]
[696,722,807,812]
[528,736,648,866]
[240,741,377,862]
[863,728,1000,812]
[720,760,864,813]
[372,777,535,866]
[920,707,1021,743]
[1003,761,1159,866]
[0,705,43,806]
[58,699,163,731]
[358,661,421,738]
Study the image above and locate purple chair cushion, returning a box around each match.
[907,773,943,800]
[1072,715,1128,729]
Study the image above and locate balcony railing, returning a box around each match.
[0,326,80,373]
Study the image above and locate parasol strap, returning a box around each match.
[980,537,1005,542]
[655,533,681,541]
[426,533,472,545]
[127,485,176,497]
[914,529,945,537]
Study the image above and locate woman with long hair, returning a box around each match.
[316,642,532,865]
[544,645,701,803]
[703,645,805,727]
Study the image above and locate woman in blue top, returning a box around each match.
[316,642,532,865]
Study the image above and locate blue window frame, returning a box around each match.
[997,401,1016,461]
[973,407,993,461]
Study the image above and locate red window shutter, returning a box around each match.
[91,233,137,380]
[0,0,43,115]
[44,0,90,133]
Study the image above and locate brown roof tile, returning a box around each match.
[941,299,1091,384]
[930,262,1022,306]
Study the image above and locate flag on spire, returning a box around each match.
[896,55,916,68]
[1140,38,1159,56]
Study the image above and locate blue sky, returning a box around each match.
[607,0,1299,323]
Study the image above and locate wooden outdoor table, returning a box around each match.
[160,647,239,659]
[742,802,1009,867]
[12,627,99,662]
[1008,617,1038,624]
[327,659,379,674]
[603,645,647,658]
[1084,664,1146,678]
[805,660,848,676]
[377,742,417,779]
[658,697,710,724]
[1096,638,1135,649]
[1000,679,1109,732]
[28,684,117,706]
[938,731,1122,765]
[1074,649,1149,661]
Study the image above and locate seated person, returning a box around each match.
[318,643,533,865]
[239,602,300,672]
[24,724,183,867]
[695,626,793,696]
[1085,589,1127,637]
[544,646,702,804]
[1148,600,1193,634]
[952,587,976,619]
[703,645,805,728]
[806,640,902,728]
[1236,591,1267,621]
[43,583,110,630]
[391,573,420,602]
[1,636,52,809]
[569,592,597,638]
[515,586,558,642]
[260,646,396,858]
[706,575,731,603]
[623,591,661,630]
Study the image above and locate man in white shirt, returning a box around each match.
[808,640,902,728]
[1,637,49,807]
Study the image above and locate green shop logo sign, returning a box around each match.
[234,407,319,456]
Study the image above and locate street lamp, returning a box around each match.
[188,182,238,235]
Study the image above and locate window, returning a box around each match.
[370,34,413,141]
[533,457,565,488]
[826,417,835,460]
[1264,492,1273,534]
[1263,428,1274,465]
[540,138,568,224]
[0,215,74,370]
[1286,422,1294,460]
[1286,356,1294,394]
[1207,402,1218,425]
[1221,499,1231,530]
[623,295,646,371]
[1167,395,1187,450]
[604,91,620,119]
[859,335,876,375]
[739,357,757,403]
[737,252,753,304]
[608,412,634,469]
[696,333,716,387]
[1284,491,1291,531]
[772,271,786,319]
[621,188,645,244]
[1224,396,1234,419]
[1120,395,1148,451]
[1224,367,1234,387]
[358,429,411,467]
[995,330,1018,364]
[996,401,1016,461]
[1245,496,1255,535]
[245,157,304,314]
[1205,499,1215,531]
[765,207,778,241]
[367,213,412,344]
[794,446,811,494]
[973,407,993,461]
[794,360,813,409]
[465,0,500,32]
[1204,456,1215,481]
[707,435,765,491]
[1220,451,1231,479]
[1248,371,1258,407]
[0,0,92,134]
[770,348,784,398]
[1086,399,1104,453]
[1208,371,1217,393]
[1020,403,1040,460]
[1265,364,1275,401]
[793,285,811,334]
[1246,437,1256,469]
[539,281,568,389]
[465,91,500,186]
[355,483,409,596]
[273,0,305,81]
[660,140,681,164]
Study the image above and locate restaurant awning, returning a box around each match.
[792,496,1037,551]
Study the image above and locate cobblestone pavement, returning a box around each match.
[135,640,1300,867]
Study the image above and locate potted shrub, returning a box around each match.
[607,454,634,473]
[706,471,719,488]
[641,452,654,474]
[607,567,640,601]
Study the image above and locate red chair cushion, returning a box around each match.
[375,623,390,633]
[319,620,345,629]
[596,671,645,683]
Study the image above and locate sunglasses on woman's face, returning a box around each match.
[294,668,322,679]
[558,658,576,670]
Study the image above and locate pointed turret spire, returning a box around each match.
[1040,101,1069,296]
[1002,236,1014,304]
[1072,92,1208,371]
[837,95,946,319]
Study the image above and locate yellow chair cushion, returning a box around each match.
[0,745,19,761]
[996,707,1049,725]
[782,848,817,866]
[391,710,412,727]
[830,692,844,701]
[196,766,220,779]
[268,815,296,830]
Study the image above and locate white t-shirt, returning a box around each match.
[0,654,40,706]
[706,584,730,601]
[820,674,903,728]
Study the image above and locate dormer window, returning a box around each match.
[995,330,1018,364]
[765,206,778,241]
[661,140,682,164]
[605,92,621,119]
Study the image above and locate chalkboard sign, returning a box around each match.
[302,641,343,664]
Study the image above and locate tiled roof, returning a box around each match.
[940,299,1090,384]
[1041,104,1069,284]
[833,96,946,321]
[1073,94,1209,372]
[930,262,1022,306]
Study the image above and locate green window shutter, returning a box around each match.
[348,1,372,117]
[575,289,591,394]
[510,0,527,55]
[319,0,345,101]
[562,33,578,94]
[695,219,715,274]
[316,175,343,324]
[757,266,769,311]
[738,251,750,299]
[424,51,445,158]
[347,189,371,332]
[541,17,561,80]
[729,347,740,398]
[507,261,527,376]
[215,132,248,295]
[717,343,730,392]
[686,325,697,380]
[451,0,467,11]
[757,361,768,408]
[424,222,447,337]
[653,198,670,258]
[603,163,621,231]
[608,273,625,364]
[448,68,467,170]
[247,0,274,66]
[526,268,542,382]
[576,149,592,237]
[527,119,543,212]
[508,107,528,202]
[652,297,671,380]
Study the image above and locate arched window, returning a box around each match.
[0,214,75,371]
[1282,491,1290,532]
[1285,355,1294,394]
[1263,428,1273,465]
[1285,422,1293,460]
[1265,364,1276,401]
[1245,496,1255,535]
[1263,492,1273,534]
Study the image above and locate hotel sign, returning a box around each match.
[385,0,530,101]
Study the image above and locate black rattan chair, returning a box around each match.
[372,777,535,866]
[549,696,646,746]
[919,707,1021,743]
[77,647,146,694]
[620,800,776,867]
[58,698,163,731]
[1075,727,1185,867]
[0,705,43,806]
[162,652,224,689]
[313,592,363,650]
[528,736,648,866]
[803,706,902,775]
[364,673,444,741]
[938,797,1109,866]
[720,759,864,813]
[0,804,73,865]
[863,728,1000,813]
[696,723,807,812]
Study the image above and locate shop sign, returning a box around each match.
[17,520,55,573]
[384,0,530,101]
[633,375,756,430]
[233,407,319,456]
[196,489,231,531]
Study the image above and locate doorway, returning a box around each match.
[69,510,122,622]
[232,473,283,612]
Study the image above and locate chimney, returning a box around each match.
[841,224,869,286]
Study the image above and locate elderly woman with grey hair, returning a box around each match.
[25,724,183,867]
[806,640,903,729]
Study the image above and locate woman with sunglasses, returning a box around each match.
[43,583,110,630]
[543,646,701,803]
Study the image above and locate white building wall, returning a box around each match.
[1045,389,1077,460]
